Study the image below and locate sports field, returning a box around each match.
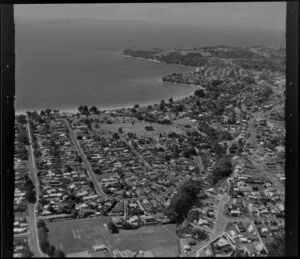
[92,118,183,138]
[48,217,178,257]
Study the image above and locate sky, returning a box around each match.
[15,2,286,31]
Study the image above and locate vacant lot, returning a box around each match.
[48,218,178,257]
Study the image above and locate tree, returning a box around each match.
[175,103,185,112]
[17,131,29,145]
[23,249,34,258]
[235,249,249,257]
[26,111,32,117]
[194,89,206,98]
[160,99,166,110]
[85,118,91,129]
[25,190,36,203]
[78,106,84,114]
[134,104,140,109]
[45,108,52,116]
[192,228,208,240]
[40,110,46,116]
[266,233,285,256]
[40,239,50,254]
[94,169,101,175]
[107,221,119,233]
[37,220,46,229]
[260,86,273,99]
[46,244,56,256]
[83,105,89,115]
[211,156,233,185]
[89,106,98,114]
[88,181,94,189]
[113,132,119,139]
[180,179,203,199]
[168,98,174,105]
[53,249,66,257]
[122,221,133,230]
[131,108,137,113]
[75,155,82,163]
[169,191,194,223]
[243,76,255,85]
[211,79,223,87]
[16,115,27,124]
[229,143,238,154]
[213,143,227,157]
[31,111,40,120]
[187,210,200,223]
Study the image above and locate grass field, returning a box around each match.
[92,119,183,138]
[48,217,178,257]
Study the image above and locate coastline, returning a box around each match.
[121,53,196,70]
[15,53,199,116]
[15,86,198,116]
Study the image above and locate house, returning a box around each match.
[128,216,139,225]
[229,230,237,238]
[230,209,241,217]
[180,239,190,254]
[112,216,124,227]
[237,222,246,232]
[140,215,156,225]
[240,237,248,243]
[255,243,265,253]
[248,224,254,233]
[215,237,229,248]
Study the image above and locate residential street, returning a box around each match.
[26,119,47,257]
[214,194,231,235]
[61,119,111,199]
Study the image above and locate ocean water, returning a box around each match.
[15,18,285,112]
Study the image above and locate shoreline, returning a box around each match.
[15,53,199,116]
[121,53,196,70]
[15,86,198,116]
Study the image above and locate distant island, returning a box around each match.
[122,46,285,85]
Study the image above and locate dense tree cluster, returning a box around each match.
[21,176,36,204]
[107,221,119,233]
[194,89,206,98]
[16,128,30,146]
[198,121,233,144]
[77,105,99,115]
[165,179,203,223]
[124,49,209,67]
[210,156,233,185]
[266,233,285,256]
[16,115,27,124]
[192,228,209,240]
[37,220,65,257]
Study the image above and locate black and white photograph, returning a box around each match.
[1,1,298,258]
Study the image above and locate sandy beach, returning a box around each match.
[15,84,198,116]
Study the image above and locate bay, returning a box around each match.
[15,18,284,113]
